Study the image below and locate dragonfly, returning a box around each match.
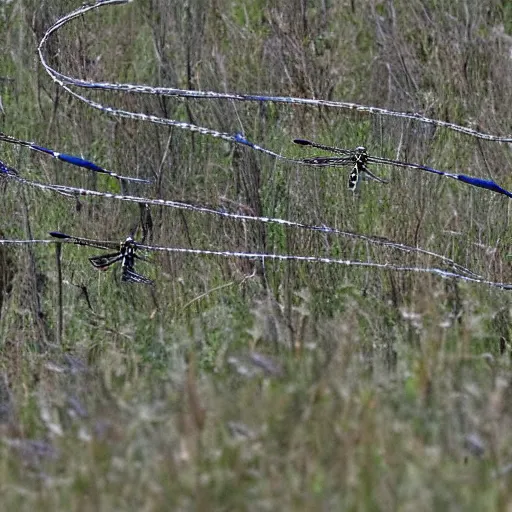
[0,132,150,184]
[294,138,388,191]
[294,138,512,198]
[49,231,153,284]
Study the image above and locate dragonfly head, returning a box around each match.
[120,236,136,256]
[353,146,369,164]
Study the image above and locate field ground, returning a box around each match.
[1,0,512,510]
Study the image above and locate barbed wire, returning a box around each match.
[0,236,510,290]
[33,0,512,204]
[1,0,508,291]
[0,162,482,280]
[38,0,512,143]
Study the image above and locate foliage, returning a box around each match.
[0,0,512,509]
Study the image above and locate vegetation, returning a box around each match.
[1,0,512,509]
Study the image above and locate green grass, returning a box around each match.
[1,0,512,509]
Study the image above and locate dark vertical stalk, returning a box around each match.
[21,189,48,349]
[55,242,63,345]
[184,0,196,152]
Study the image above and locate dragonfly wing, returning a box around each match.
[89,252,123,269]
[122,267,153,285]
[49,231,117,250]
[293,138,353,156]
[361,165,388,184]
[303,156,353,167]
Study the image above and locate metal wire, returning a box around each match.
[38,0,512,143]
[0,235,510,290]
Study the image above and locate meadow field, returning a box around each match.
[1,0,512,509]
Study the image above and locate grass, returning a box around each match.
[1,0,512,509]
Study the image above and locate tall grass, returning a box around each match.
[1,0,512,509]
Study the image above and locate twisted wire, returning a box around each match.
[37,0,512,143]
[2,0,505,291]
[0,236,509,290]
[0,162,485,281]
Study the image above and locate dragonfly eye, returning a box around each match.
[355,146,367,152]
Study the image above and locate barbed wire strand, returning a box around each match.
[38,0,512,143]
[0,165,485,280]
[0,236,509,290]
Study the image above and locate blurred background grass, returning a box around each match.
[1,0,512,509]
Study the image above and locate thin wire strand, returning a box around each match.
[0,236,510,290]
[0,167,482,279]
[137,244,512,291]
[0,131,150,183]
[37,0,512,143]
[5,0,505,292]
